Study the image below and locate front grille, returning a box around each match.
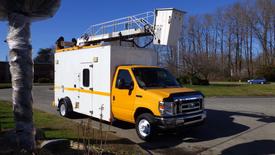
[174,98,203,114]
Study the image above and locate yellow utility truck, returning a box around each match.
[54,8,206,140]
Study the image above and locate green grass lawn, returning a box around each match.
[185,83,275,97]
[0,101,142,154]
[0,100,81,139]
[0,83,11,89]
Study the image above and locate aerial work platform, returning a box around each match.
[77,8,185,47]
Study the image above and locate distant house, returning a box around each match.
[33,63,54,82]
[0,61,54,83]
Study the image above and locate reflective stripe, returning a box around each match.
[54,86,61,90]
[55,86,110,97]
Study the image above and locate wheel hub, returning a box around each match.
[60,104,66,116]
[138,119,151,137]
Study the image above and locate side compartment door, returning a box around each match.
[78,64,93,115]
[112,69,136,122]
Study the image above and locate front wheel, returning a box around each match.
[135,113,156,141]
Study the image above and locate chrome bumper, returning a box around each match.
[155,110,207,129]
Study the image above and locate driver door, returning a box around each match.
[112,69,136,122]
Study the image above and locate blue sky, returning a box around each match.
[0,0,239,61]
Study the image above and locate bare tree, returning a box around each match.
[160,0,275,82]
[252,0,274,65]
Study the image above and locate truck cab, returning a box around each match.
[112,65,206,140]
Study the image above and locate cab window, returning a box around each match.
[132,67,180,89]
[116,70,132,89]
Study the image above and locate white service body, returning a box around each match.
[54,45,157,121]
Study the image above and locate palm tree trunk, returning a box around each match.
[6,13,35,152]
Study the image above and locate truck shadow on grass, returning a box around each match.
[40,127,140,154]
[41,127,135,144]
[139,109,275,154]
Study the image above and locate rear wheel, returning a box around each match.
[135,113,156,141]
[261,81,264,84]
[59,102,67,117]
[58,99,72,117]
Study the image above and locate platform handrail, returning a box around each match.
[81,11,155,38]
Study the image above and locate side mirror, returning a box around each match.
[117,78,126,89]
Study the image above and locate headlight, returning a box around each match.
[159,101,175,116]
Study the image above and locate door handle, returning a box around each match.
[136,95,143,98]
[113,96,115,101]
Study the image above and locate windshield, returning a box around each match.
[132,68,180,89]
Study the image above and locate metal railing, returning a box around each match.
[81,11,155,38]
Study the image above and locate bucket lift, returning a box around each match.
[57,8,185,49]
[78,8,185,47]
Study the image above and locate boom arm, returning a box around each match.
[77,8,185,47]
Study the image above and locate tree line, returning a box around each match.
[161,0,275,82]
[35,0,275,82]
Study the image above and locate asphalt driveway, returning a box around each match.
[1,86,275,154]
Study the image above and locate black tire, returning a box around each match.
[135,113,156,141]
[58,99,71,117]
